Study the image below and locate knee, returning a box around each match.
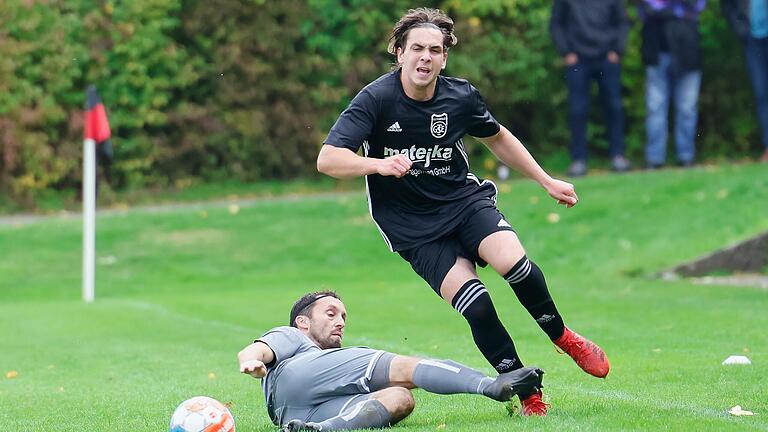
[383,387,415,424]
[675,102,698,119]
[646,91,667,113]
[607,98,623,115]
[569,100,589,119]
[395,387,416,413]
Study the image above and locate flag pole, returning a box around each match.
[83,86,112,302]
[83,137,96,303]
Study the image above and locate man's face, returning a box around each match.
[303,296,346,349]
[397,26,447,93]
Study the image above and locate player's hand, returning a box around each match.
[543,178,578,208]
[239,359,267,378]
[607,51,620,64]
[376,154,412,178]
[564,53,578,66]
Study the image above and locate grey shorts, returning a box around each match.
[270,348,394,425]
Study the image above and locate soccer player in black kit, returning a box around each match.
[317,8,610,416]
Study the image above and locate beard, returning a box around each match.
[310,327,342,349]
[319,337,342,349]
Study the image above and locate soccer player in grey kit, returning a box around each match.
[316,8,610,416]
[239,291,544,431]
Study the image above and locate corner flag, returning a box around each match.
[83,86,111,303]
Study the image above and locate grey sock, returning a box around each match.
[411,359,493,395]
[316,399,391,431]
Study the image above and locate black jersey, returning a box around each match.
[324,70,501,251]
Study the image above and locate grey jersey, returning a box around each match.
[255,326,391,425]
[257,326,321,420]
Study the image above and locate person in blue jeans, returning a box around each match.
[640,0,707,169]
[550,0,631,177]
[722,0,768,162]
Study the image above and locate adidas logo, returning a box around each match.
[387,122,402,132]
[536,314,555,324]
[497,219,511,228]
[496,358,517,372]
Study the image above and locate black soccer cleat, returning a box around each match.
[281,419,323,432]
[483,366,544,402]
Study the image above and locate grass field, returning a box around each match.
[1,163,767,431]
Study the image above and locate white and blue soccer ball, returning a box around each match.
[169,396,236,432]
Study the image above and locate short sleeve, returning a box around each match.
[257,326,312,368]
[466,85,501,138]
[324,89,378,152]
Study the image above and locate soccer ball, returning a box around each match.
[169,396,236,432]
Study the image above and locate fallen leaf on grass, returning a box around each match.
[6,371,18,379]
[546,213,560,224]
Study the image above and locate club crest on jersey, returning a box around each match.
[430,113,448,139]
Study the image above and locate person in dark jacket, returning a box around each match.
[640,0,706,168]
[550,0,631,177]
[722,0,768,162]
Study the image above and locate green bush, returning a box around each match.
[0,0,763,209]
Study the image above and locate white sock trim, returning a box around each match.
[418,359,461,374]
[505,258,531,284]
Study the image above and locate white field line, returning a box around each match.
[0,191,362,227]
[115,301,440,359]
[115,299,254,335]
[567,386,743,421]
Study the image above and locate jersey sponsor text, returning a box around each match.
[383,145,452,168]
[407,166,451,177]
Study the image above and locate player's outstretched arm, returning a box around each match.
[237,342,274,378]
[479,126,578,208]
[318,145,412,179]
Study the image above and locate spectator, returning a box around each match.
[722,0,768,162]
[640,0,707,169]
[550,0,631,177]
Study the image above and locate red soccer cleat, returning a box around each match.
[553,326,610,378]
[520,390,549,416]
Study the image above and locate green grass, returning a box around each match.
[1,163,767,431]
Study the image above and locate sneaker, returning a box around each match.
[611,155,631,172]
[677,159,695,168]
[483,366,544,402]
[520,390,549,416]
[553,326,610,378]
[282,419,322,432]
[567,160,587,177]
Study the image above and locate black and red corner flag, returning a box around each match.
[85,85,111,144]
[84,85,114,171]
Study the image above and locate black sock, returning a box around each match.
[504,256,565,340]
[451,279,524,373]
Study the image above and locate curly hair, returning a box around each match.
[388,7,458,57]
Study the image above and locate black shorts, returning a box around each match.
[397,201,514,295]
